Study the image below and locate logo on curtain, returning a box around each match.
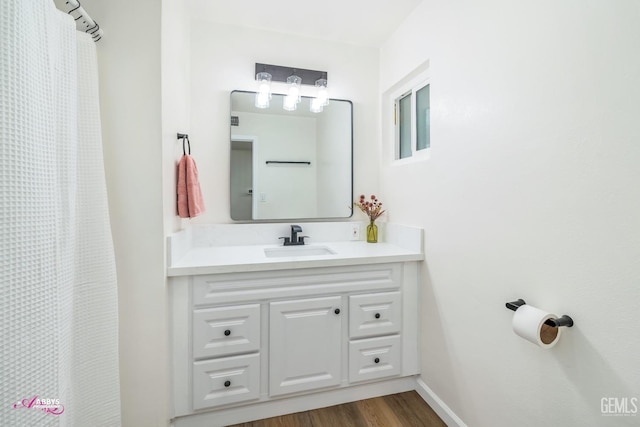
[12,395,64,416]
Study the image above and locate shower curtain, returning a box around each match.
[0,1,121,426]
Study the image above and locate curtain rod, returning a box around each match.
[56,0,103,42]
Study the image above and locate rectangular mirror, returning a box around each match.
[230,90,353,221]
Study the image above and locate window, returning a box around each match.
[394,80,430,160]
[398,92,412,159]
[416,84,430,151]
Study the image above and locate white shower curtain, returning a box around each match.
[0,1,121,426]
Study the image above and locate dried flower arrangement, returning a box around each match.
[354,195,385,243]
[354,194,385,222]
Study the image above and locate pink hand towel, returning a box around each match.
[177,154,205,218]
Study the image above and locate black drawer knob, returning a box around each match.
[334,308,341,315]
[224,380,231,387]
[224,329,231,336]
[374,357,380,364]
[374,313,381,319]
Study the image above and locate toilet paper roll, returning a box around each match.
[512,305,561,348]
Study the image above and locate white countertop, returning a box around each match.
[167,241,424,276]
[166,222,424,276]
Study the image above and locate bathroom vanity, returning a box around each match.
[167,222,423,427]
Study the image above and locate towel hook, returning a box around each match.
[177,133,190,155]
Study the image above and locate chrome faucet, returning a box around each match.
[280,225,308,246]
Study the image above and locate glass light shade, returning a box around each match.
[310,98,324,113]
[286,75,302,103]
[255,71,272,108]
[256,71,272,87]
[255,91,270,108]
[283,95,298,111]
[315,78,329,106]
[258,81,270,94]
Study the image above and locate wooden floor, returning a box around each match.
[227,391,447,427]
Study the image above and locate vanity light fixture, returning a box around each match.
[254,63,329,112]
[255,70,272,109]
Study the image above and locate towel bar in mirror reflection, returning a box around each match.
[229,90,353,221]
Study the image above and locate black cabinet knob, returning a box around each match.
[224,329,231,336]
[224,380,231,387]
[374,358,380,364]
[375,313,381,319]
[334,308,341,315]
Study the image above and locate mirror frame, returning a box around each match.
[229,90,354,222]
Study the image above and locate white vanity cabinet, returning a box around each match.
[170,261,420,427]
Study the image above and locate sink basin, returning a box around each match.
[264,245,337,258]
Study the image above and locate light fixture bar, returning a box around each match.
[255,63,328,86]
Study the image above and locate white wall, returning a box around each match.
[160,2,190,425]
[162,0,191,233]
[82,0,178,425]
[190,21,380,223]
[380,1,640,426]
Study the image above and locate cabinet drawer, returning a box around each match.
[192,353,260,410]
[191,264,401,306]
[349,335,401,383]
[193,304,260,359]
[349,291,401,339]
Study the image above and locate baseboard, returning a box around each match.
[414,378,467,427]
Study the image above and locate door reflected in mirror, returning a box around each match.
[230,90,353,221]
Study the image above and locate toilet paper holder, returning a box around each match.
[505,299,574,328]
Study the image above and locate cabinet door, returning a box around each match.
[269,296,342,396]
